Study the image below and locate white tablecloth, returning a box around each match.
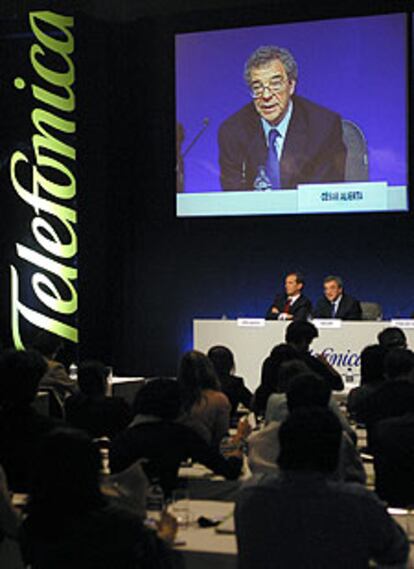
[175,500,236,569]
[194,320,414,391]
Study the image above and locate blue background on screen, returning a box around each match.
[176,13,407,193]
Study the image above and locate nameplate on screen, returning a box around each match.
[237,318,265,327]
[391,319,414,329]
[297,182,388,213]
[312,319,342,329]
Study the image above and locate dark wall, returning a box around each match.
[76,1,414,374]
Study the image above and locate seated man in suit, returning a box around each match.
[236,408,409,569]
[313,275,361,320]
[266,271,312,321]
[218,45,346,191]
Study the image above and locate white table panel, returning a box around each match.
[194,320,414,392]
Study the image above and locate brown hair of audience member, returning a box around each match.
[207,345,235,377]
[177,350,221,412]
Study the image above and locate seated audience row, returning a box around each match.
[0,326,412,568]
[254,321,344,417]
[249,373,365,484]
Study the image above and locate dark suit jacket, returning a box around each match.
[313,293,362,320]
[372,413,414,507]
[65,393,132,439]
[218,95,346,190]
[219,374,253,418]
[266,293,312,322]
[110,420,242,496]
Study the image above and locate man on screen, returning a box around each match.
[266,271,312,322]
[218,46,346,191]
[313,275,362,320]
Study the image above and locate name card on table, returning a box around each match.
[312,319,342,329]
[391,319,414,329]
[237,318,265,327]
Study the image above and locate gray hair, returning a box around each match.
[324,275,344,289]
[244,45,298,85]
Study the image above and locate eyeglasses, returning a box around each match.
[249,77,289,98]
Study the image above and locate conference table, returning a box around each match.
[176,499,414,569]
[194,319,414,392]
[176,500,236,569]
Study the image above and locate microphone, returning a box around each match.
[182,117,210,158]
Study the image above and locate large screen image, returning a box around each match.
[176,14,408,217]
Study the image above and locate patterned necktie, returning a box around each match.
[266,128,280,189]
[283,298,291,314]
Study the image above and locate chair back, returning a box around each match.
[360,301,383,321]
[342,119,369,182]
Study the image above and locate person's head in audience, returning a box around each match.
[262,344,299,394]
[285,321,318,353]
[384,348,414,381]
[0,349,47,408]
[78,360,109,398]
[31,331,63,361]
[278,407,342,474]
[286,372,331,413]
[378,327,407,351]
[28,428,103,518]
[360,345,387,386]
[277,359,310,393]
[178,350,220,411]
[207,346,235,378]
[133,378,181,420]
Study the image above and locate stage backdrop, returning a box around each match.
[1,0,414,384]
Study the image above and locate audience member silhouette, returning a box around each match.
[347,345,387,423]
[31,331,76,406]
[110,378,242,496]
[21,428,181,569]
[65,360,131,439]
[377,327,407,350]
[356,348,414,451]
[372,411,414,507]
[207,345,253,422]
[263,359,309,422]
[177,350,231,446]
[248,373,364,483]
[285,321,344,391]
[252,344,298,416]
[236,407,408,569]
[0,349,61,491]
